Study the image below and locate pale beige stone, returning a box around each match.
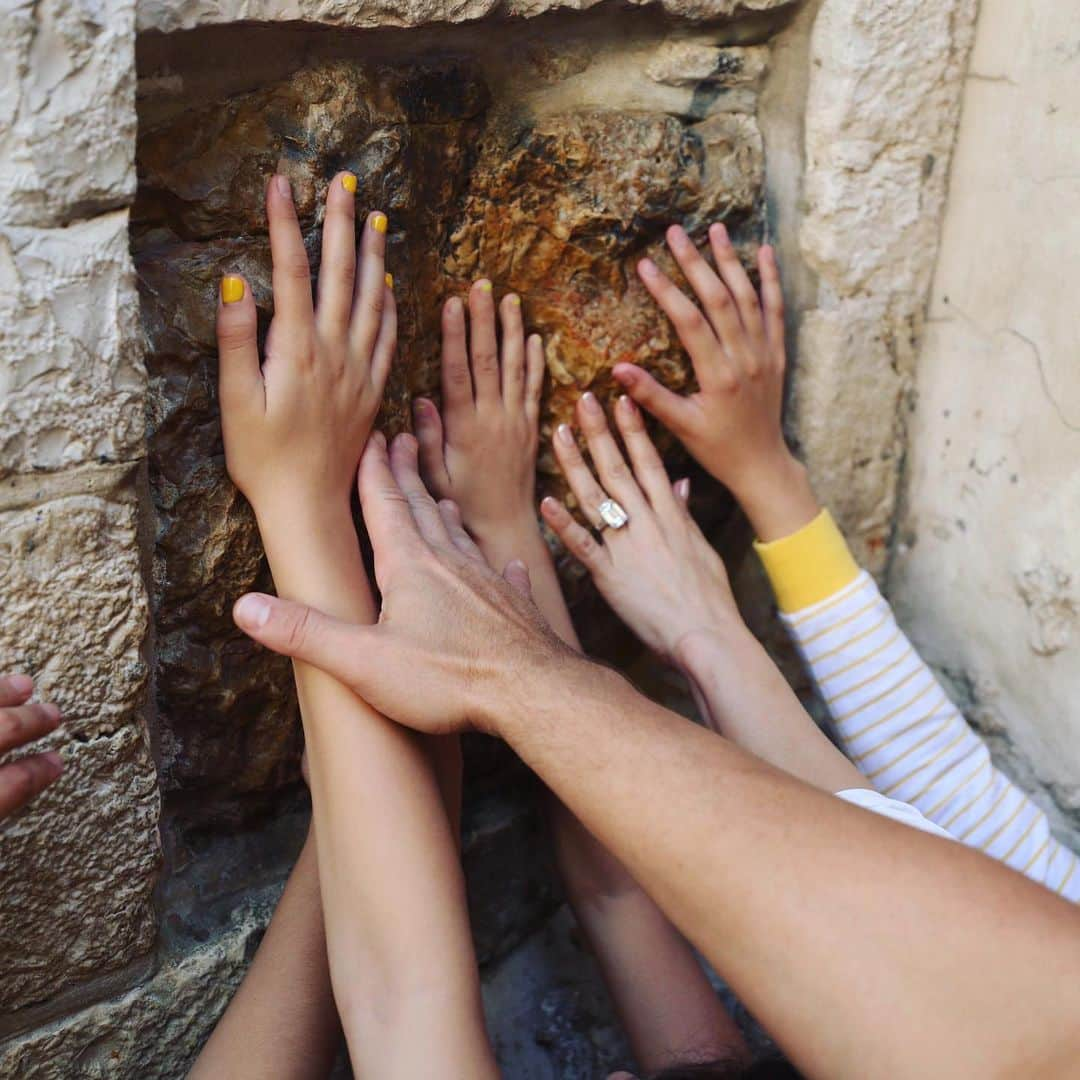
[0,0,135,226]
[0,725,160,1012]
[646,43,768,88]
[0,212,145,478]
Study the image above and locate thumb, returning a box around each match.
[233,593,376,688]
[502,559,533,600]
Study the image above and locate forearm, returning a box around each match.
[674,622,867,793]
[492,658,1080,1079]
[191,831,340,1079]
[257,500,492,1074]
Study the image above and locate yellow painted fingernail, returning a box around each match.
[478,279,493,293]
[509,294,521,306]
[341,172,357,194]
[385,272,394,289]
[221,276,245,304]
[372,212,388,234]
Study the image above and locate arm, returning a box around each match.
[412,284,741,1073]
[232,439,1080,1080]
[207,174,494,1077]
[621,221,1079,900]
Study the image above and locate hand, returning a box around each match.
[215,173,395,519]
[540,393,739,666]
[0,674,64,819]
[232,432,577,737]
[413,282,546,546]
[614,223,819,542]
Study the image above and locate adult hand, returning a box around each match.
[0,674,64,820]
[232,432,576,736]
[614,223,818,541]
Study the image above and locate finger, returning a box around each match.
[614,394,678,513]
[0,674,34,709]
[502,559,534,599]
[234,592,379,692]
[499,293,526,406]
[758,243,787,373]
[610,363,696,436]
[468,279,500,405]
[348,210,389,363]
[524,334,546,422]
[540,497,611,576]
[389,433,452,548]
[0,753,63,819]
[267,174,314,328]
[576,393,648,512]
[438,500,484,563]
[413,398,452,495]
[441,296,473,413]
[637,257,733,392]
[674,477,691,506]
[216,275,264,413]
[709,222,767,370]
[316,172,358,334]
[369,278,397,397]
[552,423,616,530]
[665,225,745,380]
[0,703,61,756]
[356,432,427,574]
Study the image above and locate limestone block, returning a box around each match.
[137,0,792,35]
[0,895,272,1078]
[0,212,146,478]
[646,43,769,88]
[0,725,160,1012]
[0,486,148,740]
[0,0,135,226]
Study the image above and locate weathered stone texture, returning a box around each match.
[0,725,160,1012]
[0,213,146,478]
[0,0,135,226]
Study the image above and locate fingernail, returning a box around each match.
[235,594,271,630]
[372,430,387,449]
[42,703,61,723]
[618,394,638,416]
[341,172,357,194]
[581,391,601,415]
[557,423,575,446]
[275,175,291,199]
[476,279,493,293]
[711,222,730,245]
[371,212,388,234]
[221,276,245,304]
[676,478,691,500]
[45,751,64,772]
[6,674,33,695]
[508,294,521,307]
[612,365,634,385]
[638,258,658,279]
[540,496,558,513]
[385,272,394,289]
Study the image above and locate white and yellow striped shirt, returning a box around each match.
[756,510,1080,903]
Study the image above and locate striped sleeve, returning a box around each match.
[756,511,1080,903]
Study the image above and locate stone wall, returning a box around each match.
[0,0,985,1074]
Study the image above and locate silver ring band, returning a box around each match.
[596,498,629,531]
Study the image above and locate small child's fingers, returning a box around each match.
[217,275,264,413]
[757,244,787,374]
[576,394,648,514]
[441,297,473,413]
[524,335,546,421]
[499,294,526,407]
[540,497,611,577]
[468,279,500,405]
[437,499,484,564]
[637,258,732,392]
[316,172,359,334]
[614,395,678,513]
[708,223,767,367]
[0,703,61,757]
[0,674,34,710]
[348,211,388,361]
[369,279,397,398]
[611,364,694,437]
[0,752,63,819]
[413,398,452,496]
[267,175,315,329]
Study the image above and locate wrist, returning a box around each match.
[727,451,820,543]
[671,621,756,685]
[468,512,546,570]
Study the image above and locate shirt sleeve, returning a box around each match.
[756,510,1080,903]
[836,788,955,840]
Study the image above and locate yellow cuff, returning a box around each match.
[753,509,860,614]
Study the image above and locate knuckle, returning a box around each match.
[283,253,312,281]
[284,607,313,654]
[0,713,20,745]
[473,349,497,372]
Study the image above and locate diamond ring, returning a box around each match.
[597,498,629,531]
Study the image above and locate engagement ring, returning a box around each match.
[597,498,629,531]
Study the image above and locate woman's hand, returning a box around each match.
[0,674,63,820]
[215,173,395,521]
[540,392,740,667]
[614,223,819,542]
[412,282,546,549]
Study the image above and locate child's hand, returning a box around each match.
[215,174,395,521]
[540,393,739,666]
[614,223,819,542]
[412,282,546,550]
